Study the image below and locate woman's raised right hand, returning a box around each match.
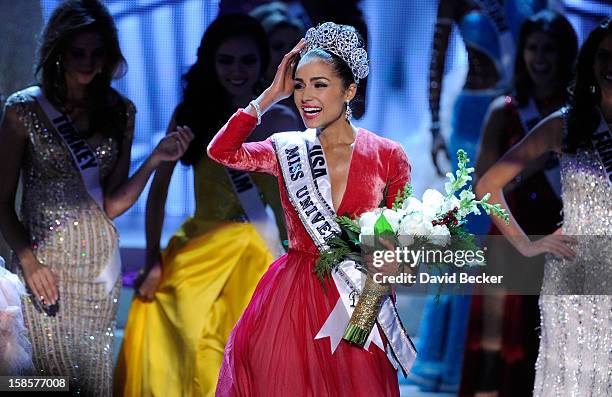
[22,260,59,305]
[267,39,306,102]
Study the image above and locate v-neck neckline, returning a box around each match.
[319,128,362,214]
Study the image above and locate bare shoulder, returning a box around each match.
[5,89,36,110]
[489,95,510,115]
[114,90,137,117]
[1,89,36,137]
[522,109,565,154]
[483,95,511,131]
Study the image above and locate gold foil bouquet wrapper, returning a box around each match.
[342,276,391,346]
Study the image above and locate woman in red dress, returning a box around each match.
[207,23,414,396]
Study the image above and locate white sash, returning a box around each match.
[271,131,417,376]
[518,98,562,197]
[225,168,284,258]
[517,97,540,133]
[26,86,121,294]
[593,110,612,184]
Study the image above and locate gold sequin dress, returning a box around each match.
[5,89,134,396]
[533,110,612,396]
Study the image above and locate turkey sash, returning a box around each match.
[27,86,120,295]
[594,109,612,184]
[517,97,540,133]
[225,168,285,258]
[271,130,417,376]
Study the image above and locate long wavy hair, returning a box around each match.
[178,14,270,166]
[566,16,612,153]
[36,0,128,139]
[514,10,577,107]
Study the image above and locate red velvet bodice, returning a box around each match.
[208,110,412,255]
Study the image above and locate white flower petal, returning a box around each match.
[428,224,451,246]
[402,197,423,213]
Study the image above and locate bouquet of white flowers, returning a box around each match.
[314,149,509,347]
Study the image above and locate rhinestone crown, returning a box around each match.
[302,22,369,83]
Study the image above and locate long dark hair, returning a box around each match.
[178,14,270,166]
[514,10,577,107]
[566,17,612,153]
[36,0,128,140]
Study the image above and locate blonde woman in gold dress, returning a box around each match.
[114,14,299,397]
[0,1,192,395]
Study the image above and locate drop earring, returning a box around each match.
[345,101,352,121]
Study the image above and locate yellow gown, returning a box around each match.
[114,153,285,397]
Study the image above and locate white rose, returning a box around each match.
[402,197,423,213]
[427,224,451,246]
[358,209,383,245]
[399,212,433,238]
[422,189,445,221]
[358,209,383,230]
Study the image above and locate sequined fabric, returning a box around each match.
[533,112,612,396]
[5,90,134,396]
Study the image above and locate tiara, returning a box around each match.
[301,22,369,83]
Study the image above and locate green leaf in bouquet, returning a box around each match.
[476,193,510,224]
[447,223,480,253]
[347,230,361,246]
[393,189,402,210]
[374,213,395,237]
[403,183,413,198]
[327,235,350,249]
[445,149,475,197]
[336,215,361,235]
[392,183,414,210]
[314,245,352,289]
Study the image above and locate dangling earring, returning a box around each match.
[55,58,62,76]
[345,101,352,121]
[590,84,598,95]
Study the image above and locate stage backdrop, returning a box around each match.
[37,0,612,247]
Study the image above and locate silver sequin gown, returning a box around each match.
[5,90,134,396]
[533,110,612,397]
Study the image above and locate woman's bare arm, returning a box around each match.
[0,102,59,304]
[476,111,575,258]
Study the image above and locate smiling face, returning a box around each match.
[293,56,355,129]
[214,36,262,99]
[62,30,106,87]
[523,31,561,89]
[593,33,612,98]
